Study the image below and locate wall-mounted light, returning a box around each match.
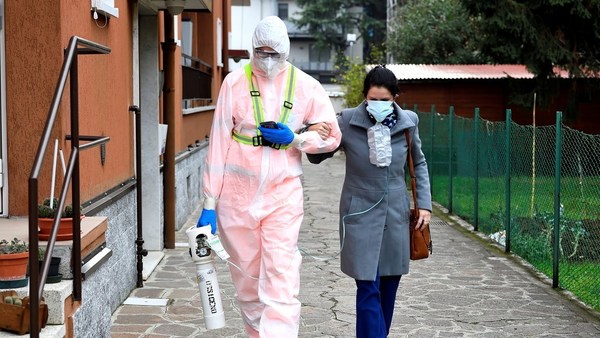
[346,33,357,45]
[166,0,185,15]
[90,0,119,18]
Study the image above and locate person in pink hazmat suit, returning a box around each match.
[197,16,341,337]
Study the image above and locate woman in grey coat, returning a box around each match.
[307,66,432,337]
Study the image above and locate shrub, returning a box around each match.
[337,57,366,109]
[0,238,28,254]
[38,247,46,261]
[37,197,80,218]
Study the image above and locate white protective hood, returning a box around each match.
[252,16,290,59]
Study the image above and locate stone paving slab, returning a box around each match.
[111,152,600,337]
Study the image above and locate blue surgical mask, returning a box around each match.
[366,100,394,122]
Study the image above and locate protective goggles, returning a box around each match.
[254,49,283,60]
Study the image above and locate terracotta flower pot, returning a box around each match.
[38,218,78,241]
[0,252,29,281]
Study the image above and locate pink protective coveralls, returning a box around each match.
[201,16,341,337]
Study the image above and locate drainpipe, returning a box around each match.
[162,13,176,249]
[222,0,229,75]
[130,105,148,287]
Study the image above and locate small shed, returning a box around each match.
[385,64,600,134]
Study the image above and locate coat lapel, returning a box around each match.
[390,103,416,136]
[348,102,373,130]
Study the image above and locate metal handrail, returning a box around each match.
[28,36,110,337]
[66,134,110,150]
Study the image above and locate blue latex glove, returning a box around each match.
[258,122,295,145]
[197,209,217,234]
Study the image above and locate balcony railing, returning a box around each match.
[182,53,212,109]
[294,61,335,72]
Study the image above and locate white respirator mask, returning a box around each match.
[254,57,282,79]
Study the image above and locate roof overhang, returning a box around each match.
[375,64,593,81]
[228,49,250,62]
[144,0,212,14]
[380,64,535,80]
[232,0,251,6]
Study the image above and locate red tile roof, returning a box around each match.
[379,64,571,80]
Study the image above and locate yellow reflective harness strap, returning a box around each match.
[232,64,296,149]
[244,63,265,132]
[231,132,255,145]
[231,64,264,145]
[279,65,296,125]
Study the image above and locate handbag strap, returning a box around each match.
[405,130,418,211]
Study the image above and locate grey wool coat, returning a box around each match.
[307,102,432,281]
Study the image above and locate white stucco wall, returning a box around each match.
[229,0,363,71]
[229,0,277,71]
[288,41,309,66]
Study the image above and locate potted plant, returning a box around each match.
[37,197,82,241]
[37,247,62,283]
[0,238,29,284]
[0,290,48,334]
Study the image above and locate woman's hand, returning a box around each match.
[307,122,331,140]
[416,209,431,230]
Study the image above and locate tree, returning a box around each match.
[461,0,600,121]
[338,45,388,108]
[461,0,600,79]
[293,0,386,65]
[387,0,485,64]
[338,58,367,108]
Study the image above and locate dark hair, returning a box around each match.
[362,65,399,97]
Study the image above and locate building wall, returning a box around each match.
[2,1,226,334]
[3,1,139,333]
[229,0,271,71]
[396,79,600,134]
[139,13,163,251]
[288,41,310,67]
[283,0,303,19]
[396,80,506,121]
[174,145,207,230]
[573,102,600,134]
[229,0,361,75]
[73,190,137,338]
[5,1,135,215]
[5,1,63,216]
[179,8,226,148]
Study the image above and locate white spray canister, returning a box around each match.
[185,225,226,330]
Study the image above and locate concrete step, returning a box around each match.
[0,216,108,280]
[0,324,65,338]
[0,216,108,338]
[142,250,165,280]
[11,278,72,325]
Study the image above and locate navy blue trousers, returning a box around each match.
[355,270,401,338]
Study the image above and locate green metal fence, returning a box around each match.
[412,104,600,312]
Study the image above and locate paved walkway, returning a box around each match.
[111,153,600,337]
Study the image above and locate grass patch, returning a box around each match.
[533,260,600,311]
[431,174,600,312]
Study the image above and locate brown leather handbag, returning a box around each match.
[405,130,432,260]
